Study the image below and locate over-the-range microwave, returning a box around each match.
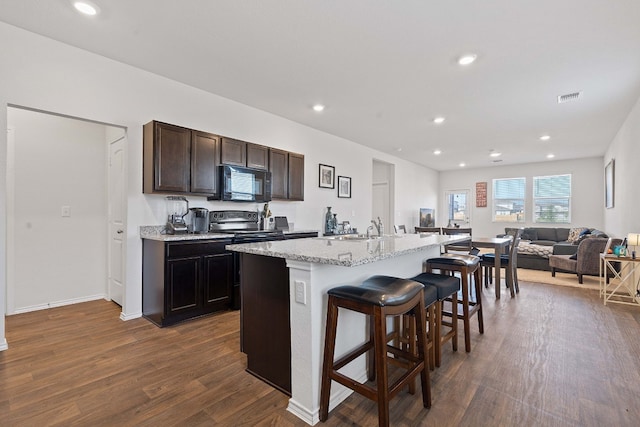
[212,164,272,202]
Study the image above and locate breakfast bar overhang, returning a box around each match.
[227,233,465,425]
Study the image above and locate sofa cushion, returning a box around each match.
[532,240,556,246]
[556,228,571,241]
[536,228,559,241]
[521,228,538,241]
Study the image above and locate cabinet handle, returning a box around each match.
[117,230,124,234]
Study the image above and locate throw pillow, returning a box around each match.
[568,227,589,244]
[569,253,578,260]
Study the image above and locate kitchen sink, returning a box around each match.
[320,234,402,241]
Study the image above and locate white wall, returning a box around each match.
[604,96,640,237]
[7,108,108,313]
[439,157,606,238]
[0,22,438,345]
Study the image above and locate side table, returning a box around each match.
[601,254,640,306]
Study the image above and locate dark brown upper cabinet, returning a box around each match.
[190,131,220,195]
[269,148,289,199]
[247,144,269,170]
[143,121,219,196]
[288,152,305,201]
[221,137,268,171]
[220,137,247,167]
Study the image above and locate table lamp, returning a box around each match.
[627,233,640,259]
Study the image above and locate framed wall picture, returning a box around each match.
[337,176,351,198]
[605,159,614,208]
[319,164,335,189]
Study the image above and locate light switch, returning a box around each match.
[294,280,306,305]
[61,206,71,217]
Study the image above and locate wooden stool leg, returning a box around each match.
[367,313,375,382]
[475,268,484,334]
[373,306,390,427]
[413,299,431,408]
[451,291,458,352]
[427,304,436,370]
[461,268,471,353]
[434,301,443,366]
[320,295,339,422]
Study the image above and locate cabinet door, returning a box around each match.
[247,143,269,170]
[166,256,201,316]
[144,121,191,193]
[191,131,219,195]
[202,253,233,310]
[288,152,305,201]
[220,137,247,166]
[269,148,288,199]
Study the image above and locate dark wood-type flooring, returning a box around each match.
[2,279,640,426]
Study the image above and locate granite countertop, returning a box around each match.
[226,233,468,267]
[139,225,319,242]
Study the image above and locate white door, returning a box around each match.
[372,182,390,234]
[108,133,126,306]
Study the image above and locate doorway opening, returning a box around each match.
[372,159,395,234]
[6,106,127,315]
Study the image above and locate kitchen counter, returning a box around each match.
[227,233,464,267]
[139,225,318,242]
[227,233,466,425]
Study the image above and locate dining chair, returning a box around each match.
[394,224,407,234]
[442,227,472,253]
[480,229,522,295]
[415,227,441,234]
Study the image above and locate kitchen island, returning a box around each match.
[227,233,465,425]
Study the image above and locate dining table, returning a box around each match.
[471,236,513,299]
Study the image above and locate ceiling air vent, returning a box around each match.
[557,91,582,104]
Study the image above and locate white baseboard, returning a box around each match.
[0,338,8,352]
[286,372,364,425]
[11,294,107,315]
[120,311,142,321]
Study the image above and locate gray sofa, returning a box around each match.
[499,227,609,271]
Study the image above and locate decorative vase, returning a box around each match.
[325,207,333,234]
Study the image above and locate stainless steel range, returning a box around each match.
[210,210,285,309]
[209,210,284,242]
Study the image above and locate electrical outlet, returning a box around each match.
[294,280,306,305]
[61,206,71,217]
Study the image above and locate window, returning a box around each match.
[493,178,525,222]
[445,190,469,226]
[533,174,571,223]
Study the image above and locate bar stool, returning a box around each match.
[319,275,431,426]
[409,272,461,367]
[424,253,483,353]
[395,283,438,380]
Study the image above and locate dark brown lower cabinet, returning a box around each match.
[143,239,233,327]
[240,253,291,395]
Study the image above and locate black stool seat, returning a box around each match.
[422,284,438,307]
[328,275,424,306]
[410,272,460,300]
[428,253,479,268]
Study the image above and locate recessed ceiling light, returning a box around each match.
[433,149,442,155]
[458,54,477,66]
[489,152,502,157]
[312,104,325,112]
[72,1,99,15]
[546,154,555,159]
[540,135,551,141]
[433,116,445,124]
[459,162,466,167]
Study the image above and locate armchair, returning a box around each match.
[549,238,621,283]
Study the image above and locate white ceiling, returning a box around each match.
[2,0,640,171]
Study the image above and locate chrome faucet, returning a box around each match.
[366,224,374,238]
[371,217,384,236]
